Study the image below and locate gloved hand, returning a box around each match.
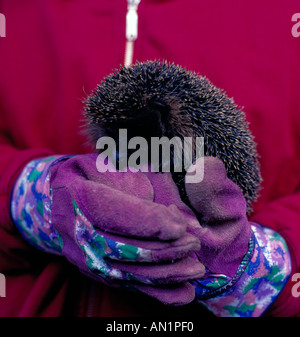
[184,156,252,277]
[184,156,292,317]
[11,153,205,305]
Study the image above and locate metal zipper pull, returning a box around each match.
[124,0,141,67]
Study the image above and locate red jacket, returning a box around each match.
[0,0,300,317]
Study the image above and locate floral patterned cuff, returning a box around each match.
[192,223,292,317]
[10,155,72,254]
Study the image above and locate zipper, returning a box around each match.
[124,0,141,67]
[86,2,141,316]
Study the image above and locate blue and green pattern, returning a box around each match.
[193,223,292,317]
[73,199,155,284]
[11,156,155,284]
[10,156,65,254]
[11,157,292,315]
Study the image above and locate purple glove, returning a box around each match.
[184,156,252,277]
[184,156,292,316]
[11,153,205,305]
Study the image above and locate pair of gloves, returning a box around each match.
[10,153,291,316]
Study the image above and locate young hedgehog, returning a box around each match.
[84,60,262,214]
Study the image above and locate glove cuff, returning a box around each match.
[10,155,73,254]
[193,223,292,316]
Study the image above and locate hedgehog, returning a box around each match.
[84,60,262,215]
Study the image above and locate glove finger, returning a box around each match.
[185,156,248,246]
[72,180,188,241]
[107,255,205,285]
[75,202,201,263]
[79,253,204,286]
[78,269,196,306]
[134,282,196,306]
[51,155,188,241]
[76,211,205,284]
[79,234,205,285]
[185,156,247,220]
[184,157,252,276]
[95,227,201,262]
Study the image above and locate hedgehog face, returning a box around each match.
[84,60,262,214]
